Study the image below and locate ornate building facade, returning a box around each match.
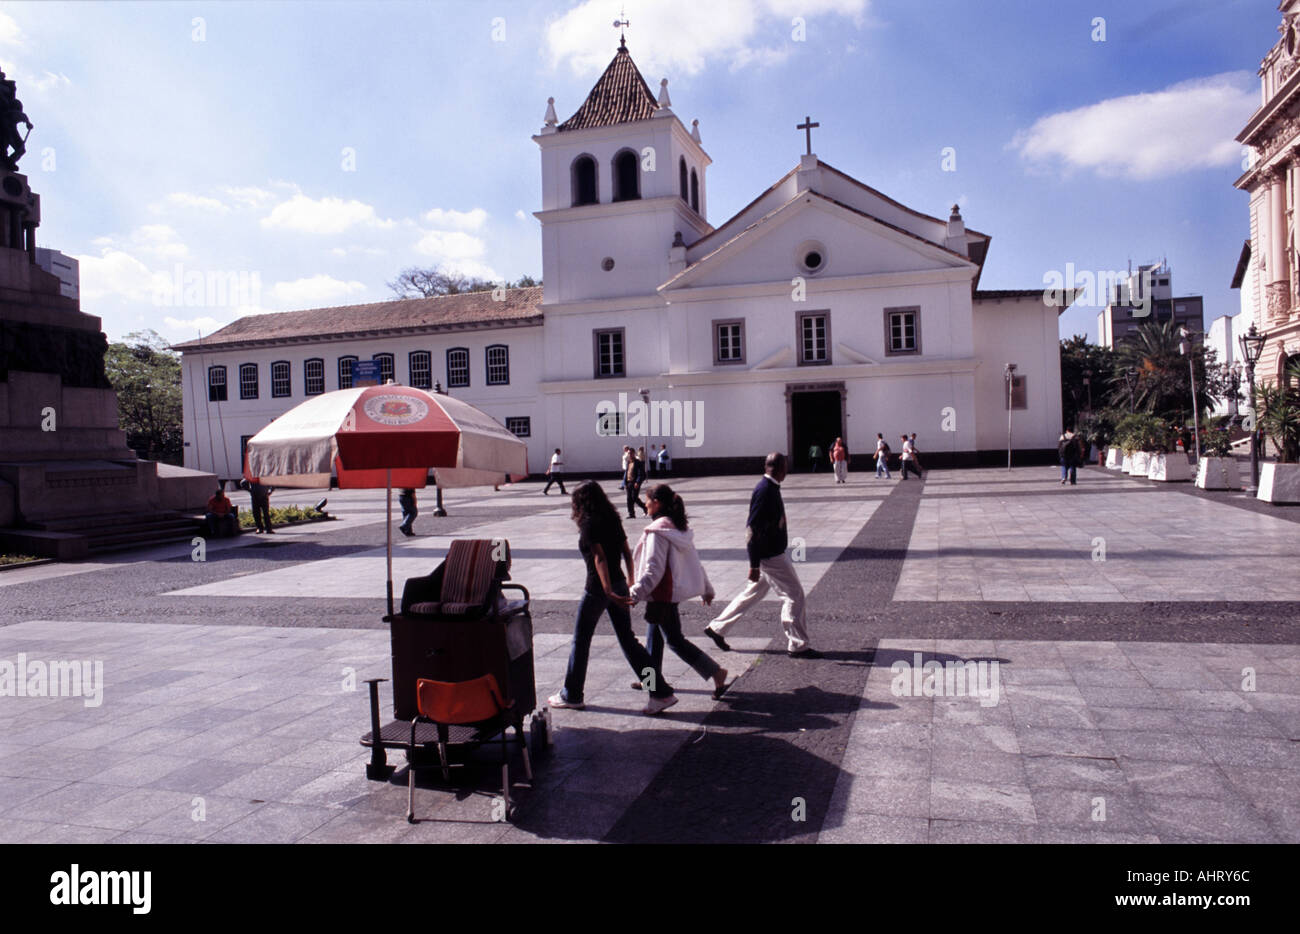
[1235,1,1300,384]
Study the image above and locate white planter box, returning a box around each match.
[1257,462,1300,504]
[1106,447,1122,469]
[1121,453,1133,473]
[1127,452,1151,476]
[1195,457,1241,490]
[1147,453,1192,482]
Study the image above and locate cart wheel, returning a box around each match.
[505,805,517,823]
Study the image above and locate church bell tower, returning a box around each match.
[533,40,713,304]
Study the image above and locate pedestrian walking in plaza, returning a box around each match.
[900,435,922,480]
[1058,429,1083,486]
[398,488,417,536]
[623,484,731,699]
[705,453,815,657]
[657,443,671,476]
[619,445,631,490]
[909,433,924,472]
[625,447,648,518]
[874,433,892,479]
[830,437,848,484]
[808,443,823,472]
[548,481,676,715]
[543,448,566,495]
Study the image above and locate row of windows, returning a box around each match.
[571,152,699,213]
[240,416,533,462]
[207,347,510,401]
[590,308,921,379]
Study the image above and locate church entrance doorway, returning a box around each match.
[786,383,846,472]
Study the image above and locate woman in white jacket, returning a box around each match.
[623,485,731,700]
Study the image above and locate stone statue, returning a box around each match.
[0,70,32,171]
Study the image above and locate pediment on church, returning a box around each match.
[661,191,976,292]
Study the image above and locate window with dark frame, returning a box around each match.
[409,351,432,390]
[690,168,699,212]
[208,365,227,402]
[446,348,470,388]
[238,363,258,400]
[594,328,625,378]
[797,312,829,365]
[714,319,745,364]
[885,307,921,356]
[338,355,357,390]
[486,345,509,385]
[679,157,688,201]
[505,417,531,438]
[304,358,325,395]
[271,361,291,398]
[373,353,394,384]
[240,435,253,471]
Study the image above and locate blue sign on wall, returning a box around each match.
[351,360,382,387]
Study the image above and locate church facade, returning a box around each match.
[177,43,1067,480]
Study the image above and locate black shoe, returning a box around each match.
[788,647,822,658]
[398,525,413,537]
[703,627,731,652]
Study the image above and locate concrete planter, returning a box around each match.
[1146,453,1192,482]
[1127,451,1151,476]
[1121,453,1133,473]
[1195,457,1241,490]
[1257,462,1300,504]
[1106,447,1122,469]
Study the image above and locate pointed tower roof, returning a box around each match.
[557,44,659,131]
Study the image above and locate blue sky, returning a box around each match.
[0,0,1278,343]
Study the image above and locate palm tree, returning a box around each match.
[1257,358,1300,463]
[1106,320,1222,421]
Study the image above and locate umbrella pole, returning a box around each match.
[386,469,394,619]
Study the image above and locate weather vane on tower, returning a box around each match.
[614,6,629,48]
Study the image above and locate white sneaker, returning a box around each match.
[548,692,584,710]
[642,694,679,716]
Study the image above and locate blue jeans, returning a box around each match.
[1060,463,1077,484]
[562,579,671,702]
[876,456,890,478]
[645,602,719,682]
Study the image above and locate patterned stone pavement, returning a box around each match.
[1,466,1296,842]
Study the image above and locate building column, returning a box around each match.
[1268,168,1291,325]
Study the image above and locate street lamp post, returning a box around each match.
[1004,363,1017,469]
[1179,327,1200,461]
[1238,323,1269,491]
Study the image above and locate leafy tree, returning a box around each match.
[1257,359,1300,463]
[1060,335,1114,429]
[104,329,183,465]
[387,265,541,299]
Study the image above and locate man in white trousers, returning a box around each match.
[703,452,816,658]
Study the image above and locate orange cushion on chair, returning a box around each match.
[415,674,507,724]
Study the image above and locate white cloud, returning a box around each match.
[222,185,278,209]
[131,224,189,260]
[414,229,487,262]
[545,0,868,76]
[0,11,24,46]
[514,209,527,221]
[260,194,392,234]
[76,249,157,302]
[162,314,228,337]
[166,192,230,214]
[30,70,71,91]
[421,207,488,230]
[1011,72,1258,181]
[270,274,367,306]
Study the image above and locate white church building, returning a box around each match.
[177,42,1068,480]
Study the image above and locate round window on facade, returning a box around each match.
[795,240,828,275]
[601,257,615,271]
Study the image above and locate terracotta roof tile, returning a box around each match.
[171,286,543,351]
[557,45,658,132]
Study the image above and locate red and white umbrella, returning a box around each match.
[244,385,528,615]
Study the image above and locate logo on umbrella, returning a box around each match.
[362,394,430,426]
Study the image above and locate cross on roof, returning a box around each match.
[797,116,820,155]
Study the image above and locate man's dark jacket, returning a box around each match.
[745,475,788,569]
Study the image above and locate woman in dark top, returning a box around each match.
[625,448,648,519]
[549,481,677,715]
